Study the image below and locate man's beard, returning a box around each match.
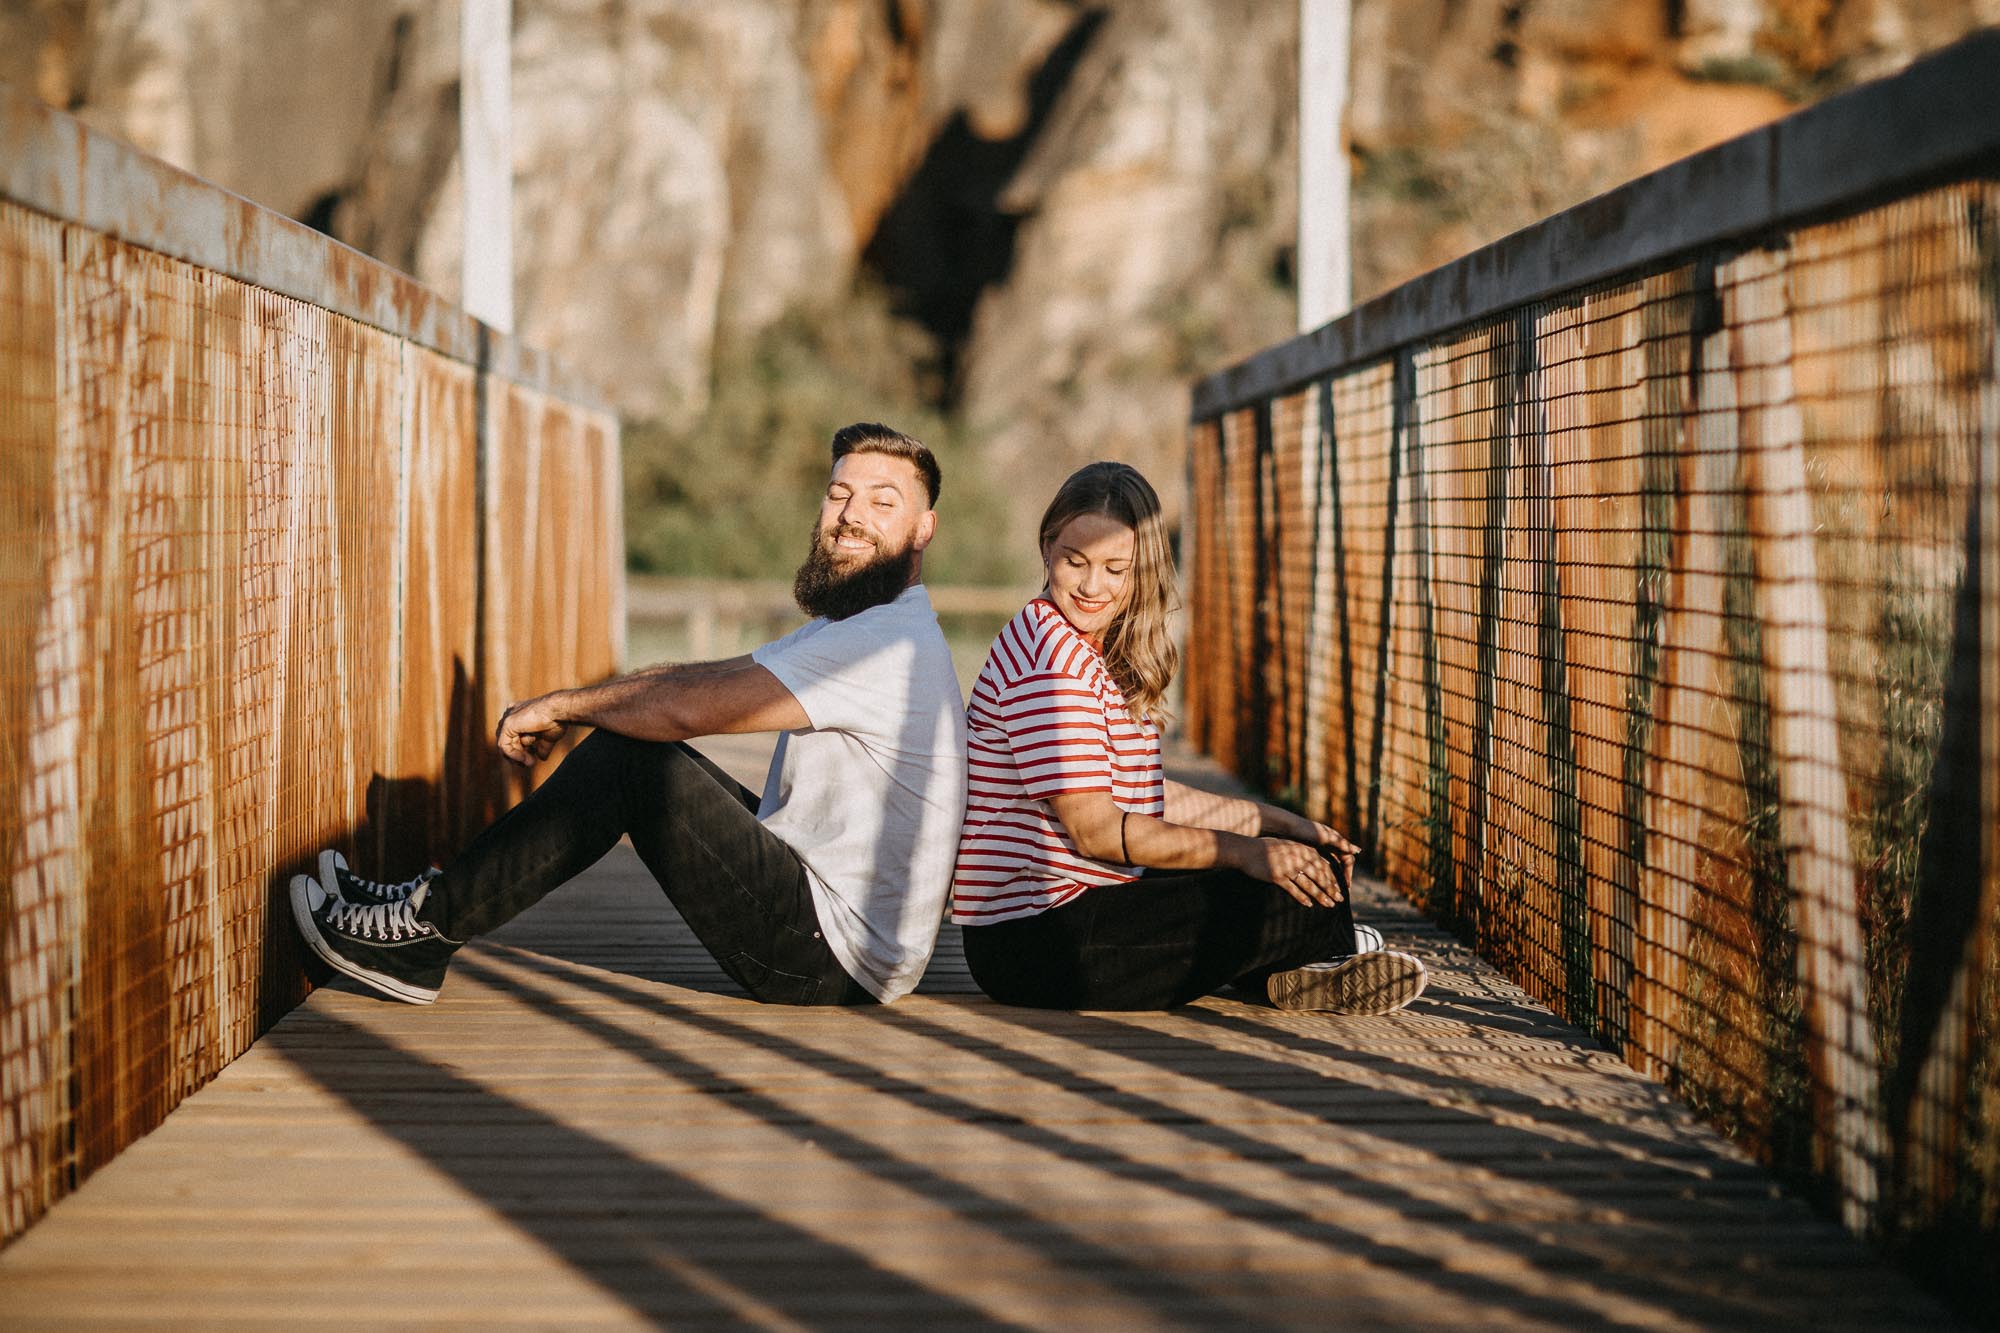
[792,525,918,620]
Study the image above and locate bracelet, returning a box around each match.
[1119,810,1130,864]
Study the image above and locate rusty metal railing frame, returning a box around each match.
[0,83,607,414]
[1182,29,2000,1314]
[0,84,623,1243]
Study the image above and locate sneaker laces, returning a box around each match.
[325,887,432,942]
[339,864,440,902]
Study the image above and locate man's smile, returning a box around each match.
[826,524,879,557]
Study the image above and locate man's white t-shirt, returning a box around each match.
[750,584,967,1002]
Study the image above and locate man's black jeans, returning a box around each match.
[424,729,872,1005]
[960,867,1357,1009]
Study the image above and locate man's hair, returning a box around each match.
[831,422,941,508]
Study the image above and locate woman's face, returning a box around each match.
[1043,511,1136,641]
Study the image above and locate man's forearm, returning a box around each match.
[527,656,806,744]
[543,673,680,738]
[546,656,758,737]
[620,654,754,683]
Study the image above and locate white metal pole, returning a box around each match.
[461,0,513,333]
[1298,0,1352,332]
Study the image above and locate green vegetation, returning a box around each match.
[1688,53,1799,97]
[1354,145,1466,220]
[623,282,1031,588]
[1859,566,1950,1096]
[1687,52,1852,104]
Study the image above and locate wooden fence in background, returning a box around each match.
[0,90,622,1240]
[1186,34,1998,1308]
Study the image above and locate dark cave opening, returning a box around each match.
[860,7,1108,401]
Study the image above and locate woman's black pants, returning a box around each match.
[960,867,1357,1010]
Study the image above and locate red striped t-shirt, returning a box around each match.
[952,598,1165,924]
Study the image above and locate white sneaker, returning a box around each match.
[1353,923,1384,954]
[1267,950,1427,1015]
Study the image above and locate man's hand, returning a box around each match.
[497,693,568,768]
[1233,835,1345,909]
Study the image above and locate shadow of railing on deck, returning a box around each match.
[274,1008,998,1325]
[453,953,1271,1328]
[456,945,1926,1327]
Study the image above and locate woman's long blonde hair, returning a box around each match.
[1038,462,1181,722]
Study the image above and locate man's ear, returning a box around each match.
[913,508,938,551]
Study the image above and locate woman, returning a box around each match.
[953,462,1427,1012]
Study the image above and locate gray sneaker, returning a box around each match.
[1267,949,1427,1014]
[314,849,441,906]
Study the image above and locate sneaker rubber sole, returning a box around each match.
[1267,949,1427,1015]
[289,873,442,1005]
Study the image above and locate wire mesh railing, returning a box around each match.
[1185,32,1998,1310]
[0,91,622,1241]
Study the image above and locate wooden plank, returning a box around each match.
[1727,245,1883,1229]
[1632,267,1732,1085]
[1326,362,1397,852]
[1300,381,1335,818]
[1480,317,1547,1000]
[1376,351,1436,895]
[1548,283,1648,1049]
[0,197,70,1240]
[0,742,1952,1328]
[1267,389,1315,799]
[1869,183,2000,1228]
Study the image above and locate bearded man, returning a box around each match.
[289,423,968,1006]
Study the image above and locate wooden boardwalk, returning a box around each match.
[0,740,1957,1328]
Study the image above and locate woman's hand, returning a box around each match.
[1262,809,1359,888]
[497,693,568,767]
[1233,835,1345,909]
[1297,818,1358,887]
[1040,792,1355,903]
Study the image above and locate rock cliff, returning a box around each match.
[5,0,1992,555]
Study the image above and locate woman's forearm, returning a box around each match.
[1042,788,1346,906]
[1122,810,1252,871]
[1162,780,1259,834]
[1041,794,1343,906]
[1047,791,1247,871]
[1163,779,1315,842]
